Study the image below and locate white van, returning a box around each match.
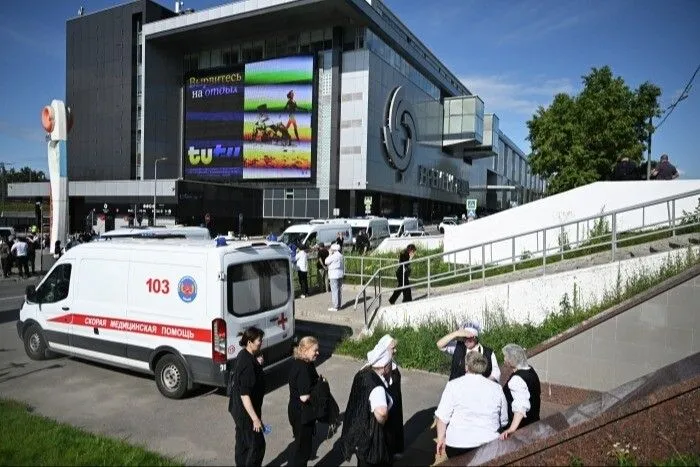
[280,222,351,248]
[348,217,390,249]
[0,226,15,238]
[388,218,420,238]
[98,226,212,241]
[16,238,295,399]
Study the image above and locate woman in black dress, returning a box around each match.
[228,327,266,467]
[288,336,320,466]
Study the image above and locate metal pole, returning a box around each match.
[611,213,617,261]
[427,257,431,297]
[542,230,547,275]
[39,205,43,273]
[153,157,167,226]
[646,115,653,180]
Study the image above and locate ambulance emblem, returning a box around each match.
[178,276,197,303]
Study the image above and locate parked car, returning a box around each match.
[402,230,427,237]
[438,217,461,234]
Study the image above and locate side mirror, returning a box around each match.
[25,285,37,303]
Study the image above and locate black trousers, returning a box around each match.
[446,445,474,458]
[16,256,29,277]
[298,270,308,296]
[288,406,315,466]
[1,257,10,276]
[233,414,266,467]
[388,271,411,304]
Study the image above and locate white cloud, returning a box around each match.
[459,75,575,116]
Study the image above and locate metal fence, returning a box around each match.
[352,189,700,328]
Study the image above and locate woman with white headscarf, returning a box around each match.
[341,341,395,466]
[375,334,404,458]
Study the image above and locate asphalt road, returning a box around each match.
[0,279,445,466]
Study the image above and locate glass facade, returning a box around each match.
[365,30,440,100]
[183,27,342,73]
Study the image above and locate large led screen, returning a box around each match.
[184,56,314,180]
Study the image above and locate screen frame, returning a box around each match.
[181,53,319,184]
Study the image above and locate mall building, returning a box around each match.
[9,0,545,234]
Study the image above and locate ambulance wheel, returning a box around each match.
[23,324,49,361]
[155,354,189,399]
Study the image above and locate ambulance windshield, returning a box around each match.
[227,259,290,316]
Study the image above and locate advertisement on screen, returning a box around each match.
[183,55,315,180]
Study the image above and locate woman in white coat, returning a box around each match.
[324,243,344,311]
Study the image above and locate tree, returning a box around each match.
[527,66,661,194]
[3,166,47,183]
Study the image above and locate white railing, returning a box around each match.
[352,189,700,328]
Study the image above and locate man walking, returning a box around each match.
[388,244,417,305]
[10,237,30,278]
[316,243,329,292]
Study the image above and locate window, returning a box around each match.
[36,264,72,304]
[227,260,290,316]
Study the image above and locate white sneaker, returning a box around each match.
[327,307,338,312]
[300,295,306,298]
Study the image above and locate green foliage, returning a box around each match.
[527,66,661,194]
[0,399,181,466]
[0,166,47,183]
[337,248,700,374]
[653,453,700,467]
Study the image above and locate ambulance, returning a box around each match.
[16,237,295,399]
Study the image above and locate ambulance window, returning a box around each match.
[305,232,317,247]
[227,259,290,316]
[36,264,72,303]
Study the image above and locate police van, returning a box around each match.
[16,238,295,399]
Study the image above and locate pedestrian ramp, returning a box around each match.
[397,265,700,465]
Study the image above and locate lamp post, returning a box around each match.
[153,157,167,226]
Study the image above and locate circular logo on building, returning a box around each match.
[177,276,197,303]
[382,86,417,173]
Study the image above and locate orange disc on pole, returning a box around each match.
[41,106,54,133]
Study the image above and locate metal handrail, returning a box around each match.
[353,187,700,327]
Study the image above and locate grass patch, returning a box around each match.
[336,247,700,374]
[0,399,181,466]
[653,453,700,467]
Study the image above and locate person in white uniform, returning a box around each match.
[435,351,508,459]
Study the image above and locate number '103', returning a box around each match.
[146,278,170,294]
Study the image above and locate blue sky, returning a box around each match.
[1,0,699,177]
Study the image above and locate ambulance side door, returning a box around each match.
[32,262,75,352]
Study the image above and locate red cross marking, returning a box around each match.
[277,313,288,330]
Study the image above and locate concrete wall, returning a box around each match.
[374,235,443,254]
[375,247,700,329]
[443,180,700,266]
[529,274,700,392]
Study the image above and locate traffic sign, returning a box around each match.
[467,210,476,218]
[466,198,477,211]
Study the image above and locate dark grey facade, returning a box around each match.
[66,0,174,181]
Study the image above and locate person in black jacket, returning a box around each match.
[288,336,320,467]
[374,334,404,459]
[228,327,266,467]
[388,244,417,305]
[436,322,500,382]
[499,343,541,440]
[341,345,395,466]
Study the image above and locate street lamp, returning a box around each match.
[153,157,167,226]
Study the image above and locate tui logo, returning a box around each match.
[188,145,241,165]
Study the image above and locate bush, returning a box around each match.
[337,248,700,374]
